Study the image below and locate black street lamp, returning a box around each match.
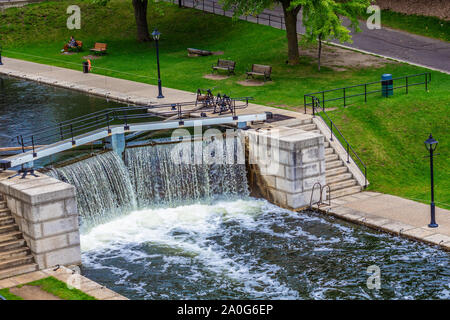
[424,134,438,228]
[152,29,164,99]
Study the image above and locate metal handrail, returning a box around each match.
[304,72,431,111]
[11,97,253,152]
[312,97,367,188]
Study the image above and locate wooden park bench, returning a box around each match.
[212,59,236,76]
[246,64,272,82]
[187,48,212,56]
[90,43,108,55]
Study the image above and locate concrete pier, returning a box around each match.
[246,127,326,210]
[0,171,81,270]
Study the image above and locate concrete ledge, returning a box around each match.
[0,173,81,269]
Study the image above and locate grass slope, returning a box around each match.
[0,0,449,208]
[379,10,450,42]
[0,288,24,300]
[24,276,96,300]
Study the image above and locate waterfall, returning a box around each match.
[125,139,249,207]
[47,136,249,226]
[48,151,137,226]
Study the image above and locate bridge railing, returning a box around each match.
[12,98,252,155]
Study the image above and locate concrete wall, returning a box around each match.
[246,127,326,210]
[0,172,81,269]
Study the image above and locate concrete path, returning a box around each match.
[179,0,450,73]
[319,191,450,251]
[0,56,312,122]
[0,265,128,300]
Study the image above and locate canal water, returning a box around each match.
[1,76,449,300]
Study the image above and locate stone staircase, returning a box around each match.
[0,194,38,280]
[271,117,363,199]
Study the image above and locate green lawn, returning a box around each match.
[378,10,450,42]
[0,276,96,300]
[0,0,449,208]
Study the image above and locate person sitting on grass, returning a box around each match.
[62,36,78,52]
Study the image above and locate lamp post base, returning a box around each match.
[157,95,165,99]
[428,223,439,228]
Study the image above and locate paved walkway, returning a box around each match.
[0,57,311,122]
[320,191,450,251]
[0,265,128,300]
[180,0,450,73]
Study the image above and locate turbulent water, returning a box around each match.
[47,141,450,300]
[81,198,450,300]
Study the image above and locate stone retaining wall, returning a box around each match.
[0,172,81,269]
[246,127,326,210]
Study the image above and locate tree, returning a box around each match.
[302,0,370,71]
[221,0,303,65]
[221,0,370,66]
[132,0,151,42]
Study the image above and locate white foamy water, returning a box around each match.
[81,198,450,300]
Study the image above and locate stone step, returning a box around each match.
[0,255,34,271]
[0,247,30,262]
[0,208,11,217]
[325,148,334,155]
[0,201,7,209]
[292,123,317,131]
[329,179,357,191]
[0,216,14,226]
[0,263,38,280]
[326,166,348,177]
[324,141,330,148]
[325,160,343,170]
[326,172,353,185]
[0,224,19,235]
[330,186,362,199]
[0,239,27,252]
[0,231,23,244]
[325,153,339,162]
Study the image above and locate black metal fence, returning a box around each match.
[304,72,431,113]
[164,0,286,29]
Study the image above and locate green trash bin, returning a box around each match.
[381,74,393,97]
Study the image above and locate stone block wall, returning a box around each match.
[0,173,81,269]
[246,127,326,210]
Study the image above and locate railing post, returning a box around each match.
[364,168,367,189]
[346,144,350,163]
[405,76,408,94]
[343,88,346,107]
[31,136,36,157]
[330,122,333,141]
[268,14,271,26]
[364,84,367,103]
[20,136,25,153]
[107,114,111,134]
[312,97,315,117]
[322,91,325,110]
[70,125,75,145]
[257,15,259,24]
[425,73,428,91]
[304,95,306,114]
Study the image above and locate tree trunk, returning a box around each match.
[281,1,301,65]
[318,33,322,72]
[132,0,151,42]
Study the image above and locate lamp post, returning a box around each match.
[424,134,438,228]
[0,45,3,65]
[152,29,164,99]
